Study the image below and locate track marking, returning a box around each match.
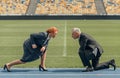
[63,20,67,57]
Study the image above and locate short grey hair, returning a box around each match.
[72,28,81,33]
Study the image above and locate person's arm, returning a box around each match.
[40,46,46,52]
[40,51,47,68]
[41,35,50,52]
[40,41,49,52]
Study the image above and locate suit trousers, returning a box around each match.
[79,49,110,70]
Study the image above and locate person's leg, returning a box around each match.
[92,51,109,70]
[78,51,91,67]
[4,44,27,71]
[92,50,116,71]
[6,59,25,70]
[94,61,109,70]
[94,59,116,70]
[92,57,100,70]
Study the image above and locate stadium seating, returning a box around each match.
[0,0,30,15]
[35,0,97,15]
[0,0,120,15]
[103,0,120,15]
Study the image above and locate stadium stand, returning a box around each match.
[103,0,120,15]
[35,0,97,15]
[94,0,107,15]
[0,0,120,15]
[26,0,37,15]
[0,0,30,15]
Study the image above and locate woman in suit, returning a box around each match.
[72,28,116,72]
[4,27,58,72]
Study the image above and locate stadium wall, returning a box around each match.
[0,15,120,20]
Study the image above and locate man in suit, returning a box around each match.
[72,28,116,72]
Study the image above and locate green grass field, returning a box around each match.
[0,20,120,68]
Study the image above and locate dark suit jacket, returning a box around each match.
[24,32,50,52]
[79,33,103,58]
[21,32,50,62]
[30,32,50,48]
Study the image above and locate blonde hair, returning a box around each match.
[46,27,58,33]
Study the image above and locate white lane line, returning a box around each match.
[63,20,67,57]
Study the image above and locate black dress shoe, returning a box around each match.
[82,67,93,72]
[109,59,116,70]
[39,65,48,71]
[3,64,11,72]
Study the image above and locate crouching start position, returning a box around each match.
[4,27,58,72]
[72,28,116,72]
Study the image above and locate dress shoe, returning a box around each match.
[109,59,116,70]
[82,67,93,72]
[39,65,48,71]
[3,64,11,72]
